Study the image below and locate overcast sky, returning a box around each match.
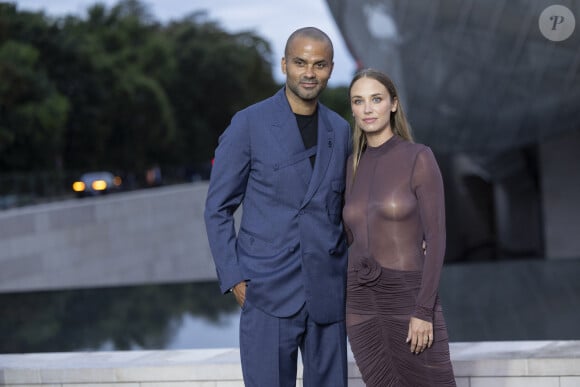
[12,0,357,86]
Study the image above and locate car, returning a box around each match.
[72,171,122,198]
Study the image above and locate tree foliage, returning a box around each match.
[0,7,69,169]
[0,0,351,194]
[0,0,279,176]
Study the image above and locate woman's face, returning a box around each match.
[350,77,398,143]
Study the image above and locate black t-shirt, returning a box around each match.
[295,111,318,167]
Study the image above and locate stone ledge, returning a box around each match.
[1,341,579,386]
[451,340,580,377]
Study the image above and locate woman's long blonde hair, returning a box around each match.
[349,69,414,179]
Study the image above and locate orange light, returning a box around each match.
[113,176,122,186]
[91,180,108,191]
[72,181,86,192]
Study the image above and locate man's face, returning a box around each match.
[282,36,334,103]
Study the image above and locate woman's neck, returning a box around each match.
[365,129,394,148]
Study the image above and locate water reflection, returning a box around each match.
[0,281,240,354]
[2,259,579,354]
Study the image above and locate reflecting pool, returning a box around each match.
[0,281,240,354]
[1,258,579,354]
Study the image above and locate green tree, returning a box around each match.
[0,30,69,170]
[0,0,279,189]
[164,13,278,166]
[320,85,350,122]
[51,1,177,173]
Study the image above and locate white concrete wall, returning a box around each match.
[0,183,216,293]
[540,129,580,259]
[1,341,580,387]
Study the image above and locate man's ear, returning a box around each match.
[281,57,287,75]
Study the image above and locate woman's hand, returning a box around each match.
[406,317,433,354]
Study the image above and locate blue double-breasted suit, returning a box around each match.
[204,88,351,386]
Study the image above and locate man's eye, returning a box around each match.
[316,63,327,69]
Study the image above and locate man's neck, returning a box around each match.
[285,89,318,115]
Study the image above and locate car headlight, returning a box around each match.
[91,180,108,191]
[72,181,86,192]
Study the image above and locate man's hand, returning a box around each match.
[232,281,247,307]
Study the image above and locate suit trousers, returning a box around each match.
[239,300,348,387]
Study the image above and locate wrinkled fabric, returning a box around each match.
[343,135,456,386]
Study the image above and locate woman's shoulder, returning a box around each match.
[398,138,433,155]
[394,139,440,170]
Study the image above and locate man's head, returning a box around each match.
[282,27,334,111]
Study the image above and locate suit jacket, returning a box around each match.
[204,88,351,324]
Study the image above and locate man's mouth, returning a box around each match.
[301,81,318,88]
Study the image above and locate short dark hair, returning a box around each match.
[284,27,334,59]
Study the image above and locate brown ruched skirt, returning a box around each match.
[346,266,456,387]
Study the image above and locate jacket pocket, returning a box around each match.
[237,227,274,257]
[327,179,345,223]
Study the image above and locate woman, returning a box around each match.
[343,68,456,386]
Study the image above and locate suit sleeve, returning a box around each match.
[204,112,250,294]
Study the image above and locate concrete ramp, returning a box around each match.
[0,183,216,293]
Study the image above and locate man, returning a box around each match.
[204,27,350,387]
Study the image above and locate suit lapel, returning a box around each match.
[270,89,313,187]
[302,107,334,207]
[271,112,305,155]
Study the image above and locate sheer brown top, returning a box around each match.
[343,135,446,322]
